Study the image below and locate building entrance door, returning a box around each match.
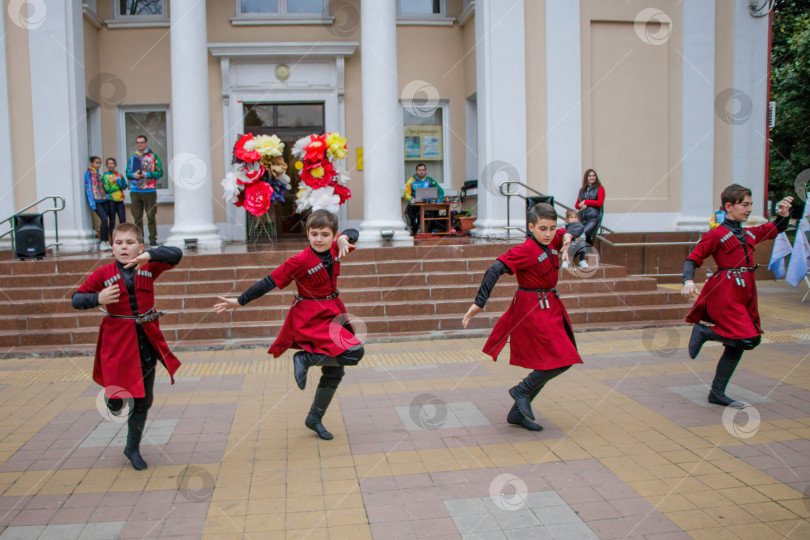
[243,102,325,241]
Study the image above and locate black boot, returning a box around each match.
[506,403,544,431]
[123,411,148,470]
[293,351,341,390]
[688,323,716,359]
[305,387,338,440]
[509,368,569,421]
[707,348,745,408]
[509,373,542,421]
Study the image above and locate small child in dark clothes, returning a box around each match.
[561,209,589,270]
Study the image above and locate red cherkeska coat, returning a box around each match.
[268,241,361,358]
[483,229,583,370]
[77,260,181,399]
[685,222,778,339]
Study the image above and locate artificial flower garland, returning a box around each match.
[292,132,351,214]
[222,133,290,217]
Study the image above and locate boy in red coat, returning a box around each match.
[462,203,584,431]
[214,210,363,440]
[682,185,792,407]
[72,223,182,470]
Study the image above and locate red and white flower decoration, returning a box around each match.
[292,132,351,214]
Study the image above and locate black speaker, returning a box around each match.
[14,213,46,259]
[526,195,555,235]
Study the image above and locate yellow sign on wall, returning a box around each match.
[356,147,363,171]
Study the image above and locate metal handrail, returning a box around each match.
[499,181,615,237]
[0,195,66,254]
[498,181,701,276]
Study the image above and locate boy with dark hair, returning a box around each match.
[72,223,183,470]
[462,203,585,431]
[682,184,793,407]
[214,209,363,440]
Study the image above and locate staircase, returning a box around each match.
[0,243,694,357]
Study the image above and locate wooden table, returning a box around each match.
[415,202,452,235]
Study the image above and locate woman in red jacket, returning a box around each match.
[574,169,605,245]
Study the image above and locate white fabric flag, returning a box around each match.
[786,216,810,287]
[768,232,793,280]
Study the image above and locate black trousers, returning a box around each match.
[317,345,364,389]
[109,201,126,231]
[94,200,112,243]
[581,218,601,245]
[106,331,158,414]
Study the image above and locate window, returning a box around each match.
[402,103,450,187]
[398,0,444,16]
[117,0,165,16]
[118,106,171,195]
[238,0,328,17]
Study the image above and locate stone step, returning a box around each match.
[0,304,693,348]
[0,262,629,288]
[1,290,687,330]
[0,243,523,276]
[0,274,659,303]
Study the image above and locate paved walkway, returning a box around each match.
[0,281,808,539]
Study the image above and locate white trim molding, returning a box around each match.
[82,5,104,28]
[105,19,170,28]
[209,42,358,58]
[230,16,335,26]
[396,17,455,26]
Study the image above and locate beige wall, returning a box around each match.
[524,0,547,194]
[83,19,100,87]
[95,26,174,228]
[461,14,476,98]
[6,0,36,210]
[714,0,734,204]
[397,25,467,191]
[9,1,743,236]
[580,0,682,214]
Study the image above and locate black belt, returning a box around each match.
[517,287,558,309]
[103,307,165,324]
[716,265,758,287]
[294,290,340,303]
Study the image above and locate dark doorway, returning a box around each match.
[243,102,326,241]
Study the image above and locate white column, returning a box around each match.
[28,0,95,251]
[545,0,582,218]
[166,0,223,249]
[472,0,527,238]
[677,0,716,230]
[730,0,770,221]
[357,0,412,245]
[0,9,15,243]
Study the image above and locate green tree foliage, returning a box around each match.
[769,0,810,209]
